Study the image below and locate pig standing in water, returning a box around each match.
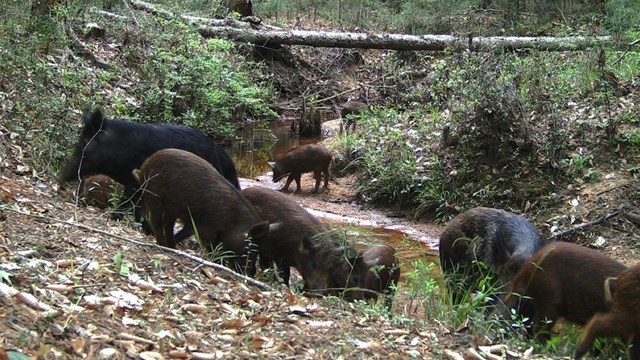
[327,244,401,309]
[268,143,332,193]
[78,174,121,209]
[575,263,640,360]
[59,109,239,229]
[439,207,544,305]
[132,149,273,275]
[505,241,627,342]
[241,186,336,291]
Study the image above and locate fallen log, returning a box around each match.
[131,0,612,52]
[198,26,611,51]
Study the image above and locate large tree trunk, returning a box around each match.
[130,0,612,52]
[31,0,63,17]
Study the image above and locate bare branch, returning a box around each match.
[2,205,274,291]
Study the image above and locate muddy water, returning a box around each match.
[233,120,442,281]
[324,224,440,282]
[228,118,319,180]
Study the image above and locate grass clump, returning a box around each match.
[334,48,640,219]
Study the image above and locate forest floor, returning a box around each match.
[2,117,638,359]
[0,128,566,360]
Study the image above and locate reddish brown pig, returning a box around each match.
[132,148,274,275]
[327,244,401,309]
[241,186,336,291]
[505,241,627,342]
[268,143,332,193]
[575,264,640,360]
[79,174,122,209]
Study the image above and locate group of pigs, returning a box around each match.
[440,207,640,359]
[58,109,400,305]
[59,109,638,358]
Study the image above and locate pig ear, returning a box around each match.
[604,277,618,305]
[267,222,283,233]
[300,236,314,252]
[348,253,365,267]
[247,221,271,240]
[131,169,142,184]
[83,108,106,137]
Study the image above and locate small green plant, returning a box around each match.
[113,250,131,276]
[0,269,13,285]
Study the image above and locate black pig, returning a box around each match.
[132,148,271,275]
[241,186,334,291]
[59,109,239,228]
[439,207,544,305]
[268,143,332,193]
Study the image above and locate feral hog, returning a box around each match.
[575,263,640,360]
[268,143,332,193]
[338,100,367,135]
[132,149,272,275]
[79,174,121,209]
[328,244,401,309]
[241,186,332,291]
[506,241,627,342]
[59,109,239,229]
[439,207,544,305]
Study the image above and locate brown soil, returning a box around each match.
[4,128,636,359]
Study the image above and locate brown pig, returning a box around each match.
[575,263,640,360]
[132,148,274,275]
[327,244,401,309]
[505,241,627,342]
[338,100,367,134]
[241,186,336,291]
[268,143,332,193]
[79,174,121,209]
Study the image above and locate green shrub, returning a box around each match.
[1,2,276,175]
[122,20,277,142]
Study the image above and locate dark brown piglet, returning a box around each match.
[328,244,401,309]
[506,241,627,342]
[576,263,640,360]
[132,148,273,275]
[241,186,334,291]
[439,207,544,305]
[338,100,367,134]
[268,143,332,193]
[79,174,121,209]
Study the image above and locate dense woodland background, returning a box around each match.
[1,0,639,359]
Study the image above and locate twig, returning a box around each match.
[612,38,640,66]
[595,181,630,196]
[622,211,640,226]
[66,28,113,70]
[2,205,274,291]
[88,7,129,20]
[548,209,621,241]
